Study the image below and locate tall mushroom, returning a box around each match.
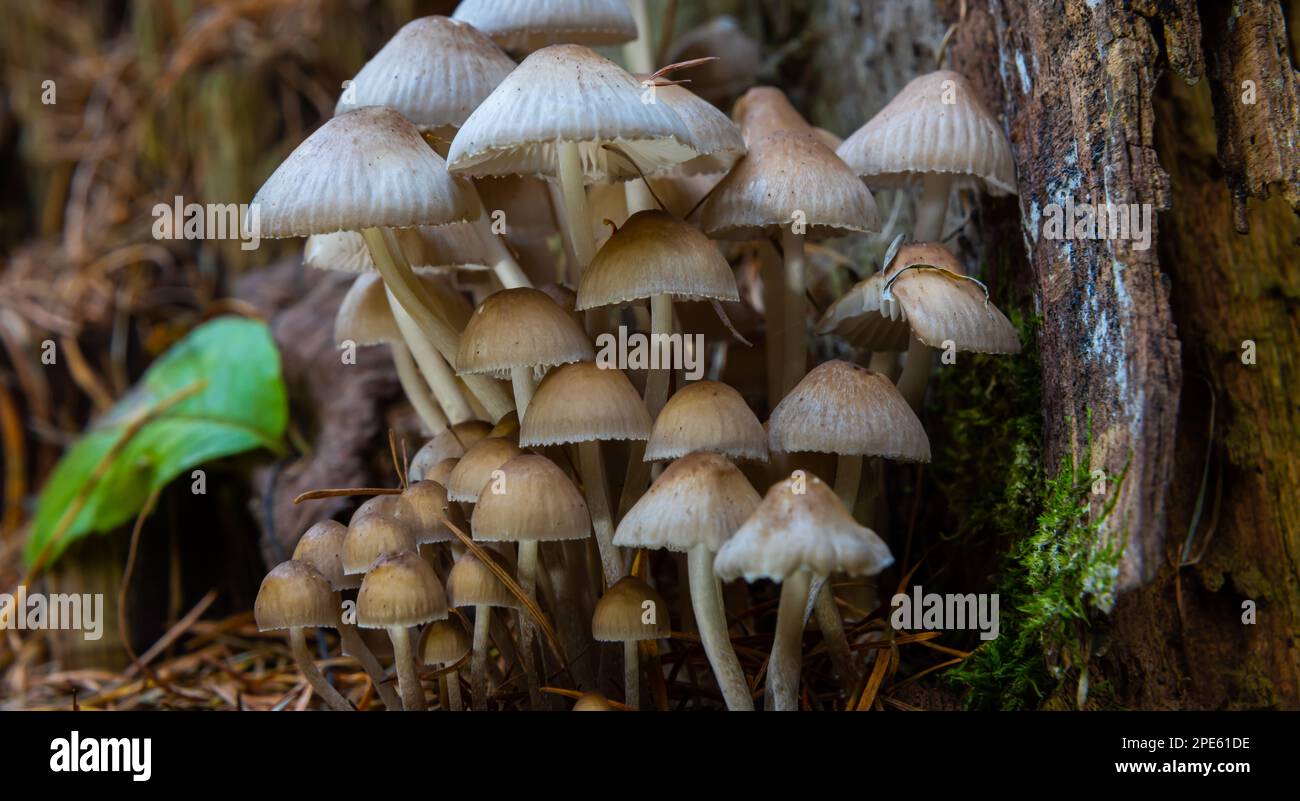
[835,71,1016,408]
[254,561,353,711]
[714,473,893,711]
[518,362,653,586]
[591,576,668,710]
[356,550,448,711]
[615,452,760,710]
[471,453,591,709]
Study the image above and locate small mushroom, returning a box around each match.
[447,550,520,710]
[255,561,353,711]
[592,576,669,710]
[356,550,448,711]
[645,380,768,463]
[419,617,471,711]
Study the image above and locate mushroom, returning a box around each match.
[292,520,403,710]
[452,0,638,53]
[816,242,1021,407]
[644,380,768,463]
[591,576,669,710]
[714,473,893,710]
[349,494,409,526]
[471,454,591,709]
[341,513,417,576]
[356,550,448,711]
[447,45,696,279]
[767,360,929,685]
[408,421,493,482]
[699,127,880,397]
[518,361,653,586]
[254,561,353,711]
[456,287,594,416]
[418,617,471,711]
[424,458,459,488]
[835,71,1016,408]
[249,106,513,420]
[446,437,523,504]
[572,691,618,711]
[614,452,760,710]
[731,86,813,147]
[447,549,520,710]
[392,480,465,548]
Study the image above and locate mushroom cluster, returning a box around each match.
[251,2,1020,712]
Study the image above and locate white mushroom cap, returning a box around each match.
[638,77,746,175]
[714,473,894,582]
[836,70,1017,195]
[614,452,760,553]
[446,45,697,183]
[335,16,516,140]
[251,107,478,238]
[768,360,930,462]
[451,0,637,52]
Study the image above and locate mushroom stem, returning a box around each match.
[578,440,626,587]
[868,350,898,379]
[338,618,404,711]
[758,241,787,406]
[623,0,655,74]
[623,639,641,710]
[556,140,597,277]
[768,569,813,711]
[688,545,754,711]
[472,214,532,289]
[811,581,858,688]
[387,292,476,424]
[390,343,448,435]
[445,668,463,711]
[833,453,863,511]
[362,226,514,420]
[289,627,353,711]
[387,624,426,711]
[897,172,952,410]
[470,605,491,711]
[779,226,808,396]
[516,540,546,710]
[509,366,536,418]
[647,294,674,416]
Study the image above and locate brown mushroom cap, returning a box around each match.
[615,452,761,553]
[393,480,464,544]
[457,287,594,376]
[356,550,448,628]
[714,472,894,582]
[592,576,669,642]
[447,550,519,609]
[447,436,524,503]
[451,0,638,52]
[470,454,591,543]
[644,380,768,462]
[418,617,472,666]
[425,458,460,487]
[572,691,618,711]
[699,129,880,241]
[255,561,338,631]
[518,362,652,446]
[836,70,1016,195]
[768,360,930,462]
[576,210,740,309]
[409,421,495,480]
[350,494,411,526]
[292,520,358,592]
[732,86,812,146]
[342,513,418,575]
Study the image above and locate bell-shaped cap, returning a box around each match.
[342,513,418,575]
[714,472,894,582]
[591,576,669,642]
[393,480,464,544]
[335,16,516,141]
[356,550,448,628]
[577,210,739,309]
[349,493,410,525]
[448,550,518,609]
[518,362,652,446]
[732,86,811,146]
[292,520,358,591]
[447,45,696,182]
[457,288,594,376]
[699,129,880,240]
[572,691,618,711]
[471,454,591,542]
[615,452,760,552]
[881,243,1021,354]
[408,422,494,480]
[768,360,930,462]
[418,617,472,666]
[644,381,767,462]
[255,561,338,631]
[836,70,1016,195]
[451,0,637,52]
[640,79,746,175]
[447,436,523,502]
[251,107,478,238]
[815,271,912,352]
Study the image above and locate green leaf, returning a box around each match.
[25,316,287,568]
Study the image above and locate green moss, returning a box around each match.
[948,416,1127,710]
